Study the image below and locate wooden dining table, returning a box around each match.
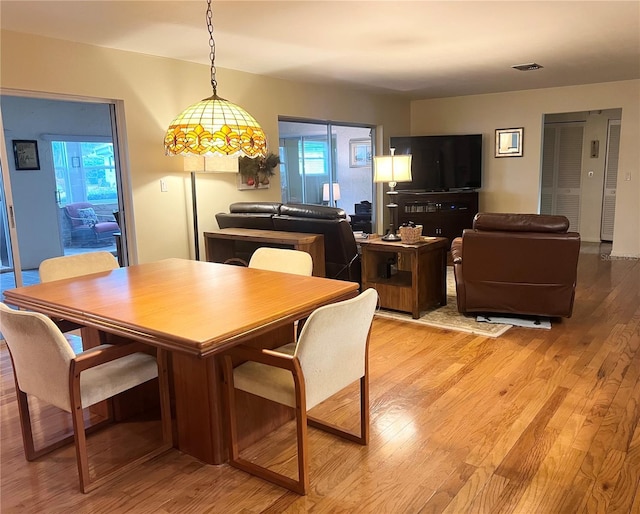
[3,258,359,465]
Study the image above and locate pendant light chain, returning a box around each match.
[164,0,268,157]
[206,0,217,95]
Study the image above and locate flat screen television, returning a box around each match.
[389,134,482,192]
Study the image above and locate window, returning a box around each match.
[298,138,329,176]
[278,119,375,216]
[52,140,117,205]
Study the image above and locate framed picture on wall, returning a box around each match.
[495,128,524,158]
[349,138,372,167]
[13,139,41,170]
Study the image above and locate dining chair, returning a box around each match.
[0,302,173,493]
[39,251,120,339]
[39,251,119,283]
[222,288,378,494]
[248,247,313,276]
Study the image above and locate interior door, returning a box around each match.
[540,122,584,231]
[600,120,620,241]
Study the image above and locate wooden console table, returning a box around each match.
[360,237,448,318]
[204,228,326,277]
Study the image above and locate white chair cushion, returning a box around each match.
[80,351,158,409]
[232,289,378,411]
[233,343,297,407]
[296,289,377,409]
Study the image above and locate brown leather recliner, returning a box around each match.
[450,213,580,318]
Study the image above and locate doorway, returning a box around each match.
[278,118,375,233]
[540,109,621,243]
[1,93,129,296]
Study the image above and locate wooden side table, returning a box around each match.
[360,237,448,318]
[204,228,326,277]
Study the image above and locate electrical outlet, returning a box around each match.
[160,179,168,192]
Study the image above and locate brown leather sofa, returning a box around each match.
[215,202,361,284]
[450,213,580,318]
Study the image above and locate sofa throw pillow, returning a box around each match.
[77,207,99,227]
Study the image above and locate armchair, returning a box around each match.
[0,302,173,493]
[63,202,120,246]
[39,251,120,338]
[451,213,580,318]
[223,288,378,494]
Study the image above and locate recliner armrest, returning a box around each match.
[450,237,463,263]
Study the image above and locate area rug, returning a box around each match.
[374,269,512,338]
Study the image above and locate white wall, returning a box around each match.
[410,80,640,258]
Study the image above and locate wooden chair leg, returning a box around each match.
[15,384,37,460]
[68,355,174,494]
[70,376,92,493]
[223,355,309,495]
[307,375,369,445]
[294,394,309,494]
[12,356,76,461]
[223,355,241,462]
[360,374,370,445]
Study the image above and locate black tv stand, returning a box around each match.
[397,190,479,246]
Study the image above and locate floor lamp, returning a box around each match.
[373,149,412,241]
[184,156,238,260]
[322,182,341,207]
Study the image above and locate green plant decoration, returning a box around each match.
[238,152,281,187]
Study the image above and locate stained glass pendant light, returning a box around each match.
[164,0,267,158]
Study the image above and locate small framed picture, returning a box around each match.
[349,138,372,167]
[495,128,524,158]
[13,140,40,170]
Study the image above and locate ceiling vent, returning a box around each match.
[512,63,544,71]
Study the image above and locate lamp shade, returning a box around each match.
[183,155,239,173]
[165,94,267,158]
[322,183,341,202]
[373,154,412,183]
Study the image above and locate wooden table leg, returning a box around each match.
[170,323,296,465]
[171,352,226,465]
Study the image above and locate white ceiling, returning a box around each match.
[2,1,639,100]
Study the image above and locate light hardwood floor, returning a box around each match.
[1,246,639,513]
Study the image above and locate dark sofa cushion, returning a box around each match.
[229,202,281,215]
[279,203,347,220]
[216,212,276,230]
[215,202,360,283]
[272,215,358,281]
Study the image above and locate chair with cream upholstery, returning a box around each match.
[39,251,120,340]
[223,288,378,494]
[249,247,314,338]
[0,302,173,493]
[39,251,119,283]
[248,247,313,276]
